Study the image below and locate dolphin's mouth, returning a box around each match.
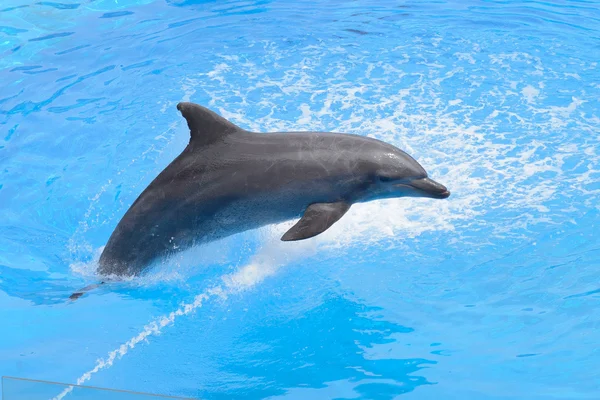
[399,177,451,199]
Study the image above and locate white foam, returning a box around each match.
[190,41,599,243]
[565,72,581,80]
[66,73,198,267]
[521,85,540,103]
[454,52,476,65]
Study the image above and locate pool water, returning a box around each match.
[1,0,599,398]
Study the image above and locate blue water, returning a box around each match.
[1,0,599,398]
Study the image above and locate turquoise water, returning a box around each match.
[1,0,599,398]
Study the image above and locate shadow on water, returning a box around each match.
[0,261,223,306]
[0,265,79,306]
[0,229,260,306]
[207,294,436,399]
[0,263,225,307]
[0,225,88,305]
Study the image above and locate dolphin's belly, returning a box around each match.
[185,189,312,242]
[98,186,314,276]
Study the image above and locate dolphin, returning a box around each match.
[71,102,450,297]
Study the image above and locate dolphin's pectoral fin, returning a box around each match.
[281,201,351,241]
[176,102,245,147]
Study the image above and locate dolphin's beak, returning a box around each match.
[408,177,451,199]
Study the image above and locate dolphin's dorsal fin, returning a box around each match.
[176,102,244,147]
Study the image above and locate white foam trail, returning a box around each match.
[54,235,314,400]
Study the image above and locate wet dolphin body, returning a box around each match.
[71,102,450,297]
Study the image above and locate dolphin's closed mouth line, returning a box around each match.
[394,180,450,199]
[437,190,451,199]
[405,177,451,199]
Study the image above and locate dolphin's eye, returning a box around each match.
[378,175,395,182]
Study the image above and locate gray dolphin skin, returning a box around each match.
[96,102,450,278]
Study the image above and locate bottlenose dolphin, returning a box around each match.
[78,102,450,291]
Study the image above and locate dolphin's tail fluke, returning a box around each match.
[69,281,106,301]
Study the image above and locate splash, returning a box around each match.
[191,40,599,243]
[54,233,315,400]
[66,79,197,266]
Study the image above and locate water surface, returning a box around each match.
[1,0,599,399]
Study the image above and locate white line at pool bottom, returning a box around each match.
[53,238,308,400]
